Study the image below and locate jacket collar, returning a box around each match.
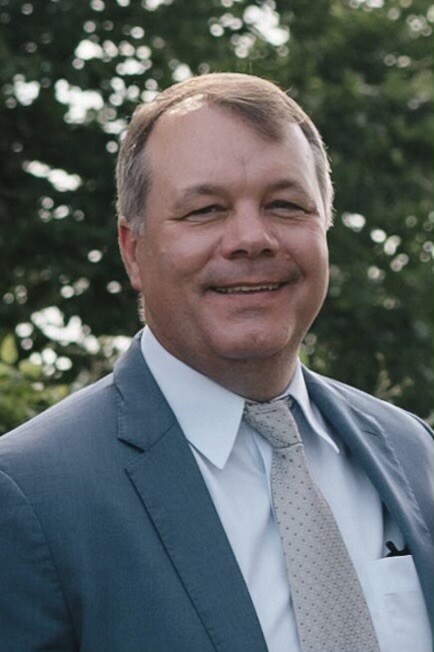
[114,331,175,452]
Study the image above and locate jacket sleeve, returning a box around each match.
[0,469,77,652]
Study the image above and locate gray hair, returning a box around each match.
[116,73,334,233]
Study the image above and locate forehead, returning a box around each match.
[145,103,319,200]
[149,99,298,153]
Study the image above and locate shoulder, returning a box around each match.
[304,367,433,444]
[0,332,157,495]
[304,368,433,536]
[0,373,117,479]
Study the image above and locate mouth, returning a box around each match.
[211,282,285,295]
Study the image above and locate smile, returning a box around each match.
[213,283,284,294]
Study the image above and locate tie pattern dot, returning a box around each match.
[244,396,380,652]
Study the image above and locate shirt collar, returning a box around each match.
[141,327,339,470]
[141,327,244,469]
[288,365,340,453]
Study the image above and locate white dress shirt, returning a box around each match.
[141,327,431,652]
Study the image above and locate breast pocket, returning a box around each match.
[366,556,432,652]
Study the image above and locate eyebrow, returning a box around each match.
[172,178,315,211]
[172,184,224,211]
[263,179,319,210]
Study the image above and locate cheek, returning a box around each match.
[283,230,328,270]
[140,246,201,305]
[160,236,216,284]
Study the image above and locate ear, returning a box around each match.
[118,216,143,292]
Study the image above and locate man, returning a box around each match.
[0,73,432,652]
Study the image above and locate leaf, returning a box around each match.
[0,362,15,378]
[0,335,18,365]
[18,359,43,380]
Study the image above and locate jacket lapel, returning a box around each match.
[114,336,267,652]
[303,367,433,618]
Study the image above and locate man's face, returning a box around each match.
[120,103,329,378]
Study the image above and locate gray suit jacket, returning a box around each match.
[0,332,432,651]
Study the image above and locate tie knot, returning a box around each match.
[243,396,301,449]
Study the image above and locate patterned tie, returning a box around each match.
[244,396,380,652]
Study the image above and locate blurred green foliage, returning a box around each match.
[0,334,69,434]
[0,0,432,431]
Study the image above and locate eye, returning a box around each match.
[266,199,304,213]
[185,204,226,219]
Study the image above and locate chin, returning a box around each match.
[211,332,297,363]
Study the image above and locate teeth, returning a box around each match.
[214,284,281,294]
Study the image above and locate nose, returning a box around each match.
[220,206,279,259]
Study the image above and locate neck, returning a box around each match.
[179,347,298,402]
[209,360,298,401]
